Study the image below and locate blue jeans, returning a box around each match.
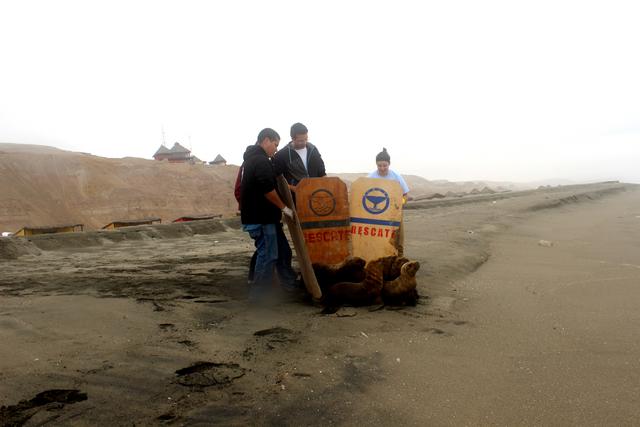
[243,223,297,300]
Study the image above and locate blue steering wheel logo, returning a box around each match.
[362,187,389,215]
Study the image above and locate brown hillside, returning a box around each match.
[0,144,239,232]
[1,144,532,234]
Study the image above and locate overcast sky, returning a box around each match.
[1,1,638,183]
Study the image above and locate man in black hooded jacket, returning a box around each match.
[273,122,326,189]
[241,128,298,302]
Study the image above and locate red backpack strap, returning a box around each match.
[234,165,243,208]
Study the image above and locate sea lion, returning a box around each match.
[324,258,385,307]
[378,255,410,281]
[381,261,420,306]
[313,257,366,290]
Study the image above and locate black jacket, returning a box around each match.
[273,141,326,186]
[240,145,281,225]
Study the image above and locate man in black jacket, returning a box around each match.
[241,128,298,302]
[273,122,326,190]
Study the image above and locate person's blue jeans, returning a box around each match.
[243,223,297,300]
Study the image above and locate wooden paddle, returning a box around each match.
[277,175,322,300]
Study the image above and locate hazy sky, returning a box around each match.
[1,1,638,183]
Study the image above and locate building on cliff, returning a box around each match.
[153,142,193,163]
[209,154,227,166]
[14,224,84,237]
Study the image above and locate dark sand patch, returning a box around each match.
[0,389,87,427]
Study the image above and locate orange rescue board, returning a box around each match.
[349,178,403,262]
[277,176,322,299]
[295,177,350,264]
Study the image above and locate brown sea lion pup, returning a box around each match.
[382,261,420,306]
[378,255,410,281]
[312,257,366,290]
[324,258,385,307]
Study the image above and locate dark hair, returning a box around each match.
[256,128,280,145]
[290,122,308,139]
[376,147,390,163]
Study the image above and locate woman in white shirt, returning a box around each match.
[368,148,410,198]
[368,147,409,255]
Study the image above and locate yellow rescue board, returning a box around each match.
[295,177,350,265]
[349,178,403,262]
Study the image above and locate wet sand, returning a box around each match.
[1,182,639,426]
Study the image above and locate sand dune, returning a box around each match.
[2,181,639,425]
[0,143,239,232]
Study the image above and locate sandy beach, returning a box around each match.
[1,182,639,426]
